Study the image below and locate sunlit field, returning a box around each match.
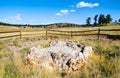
[1,0,120,77]
[0,25,120,78]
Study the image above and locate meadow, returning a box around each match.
[0,25,120,78]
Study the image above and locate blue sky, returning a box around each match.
[0,0,120,25]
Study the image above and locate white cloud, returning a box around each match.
[0,14,22,24]
[76,1,99,8]
[60,9,69,14]
[56,9,69,16]
[56,9,76,16]
[56,1,99,16]
[70,10,76,12]
[56,13,63,16]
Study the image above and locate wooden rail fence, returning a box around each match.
[0,28,120,40]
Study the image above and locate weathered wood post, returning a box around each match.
[46,27,48,40]
[115,50,116,59]
[97,28,100,40]
[20,30,22,39]
[71,30,73,38]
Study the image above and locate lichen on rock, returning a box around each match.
[26,40,93,72]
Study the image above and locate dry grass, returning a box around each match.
[0,25,120,40]
[0,36,120,78]
[0,25,44,32]
[50,25,120,31]
[0,25,120,78]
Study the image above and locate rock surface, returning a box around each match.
[26,40,93,72]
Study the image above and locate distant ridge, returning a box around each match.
[0,22,82,27]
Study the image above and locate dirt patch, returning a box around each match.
[6,39,52,52]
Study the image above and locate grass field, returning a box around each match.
[0,25,120,39]
[0,25,120,78]
[0,25,120,31]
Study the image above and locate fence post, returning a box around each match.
[97,28,100,40]
[46,27,48,40]
[71,30,73,38]
[20,30,22,39]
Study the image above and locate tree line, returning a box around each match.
[0,22,45,27]
[86,14,120,26]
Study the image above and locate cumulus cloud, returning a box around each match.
[56,1,99,16]
[76,1,99,8]
[56,9,69,16]
[70,10,76,12]
[60,9,69,14]
[56,13,63,16]
[56,9,76,16]
[0,14,22,24]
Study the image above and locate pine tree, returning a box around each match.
[86,17,91,26]
[106,14,112,23]
[98,14,106,25]
[94,15,98,26]
[118,19,120,23]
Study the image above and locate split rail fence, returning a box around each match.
[0,28,120,40]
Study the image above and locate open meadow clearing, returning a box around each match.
[1,0,120,77]
[0,25,120,78]
[0,25,120,39]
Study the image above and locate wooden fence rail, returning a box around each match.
[48,29,98,33]
[0,31,19,33]
[47,29,120,40]
[100,29,120,31]
[0,28,120,40]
